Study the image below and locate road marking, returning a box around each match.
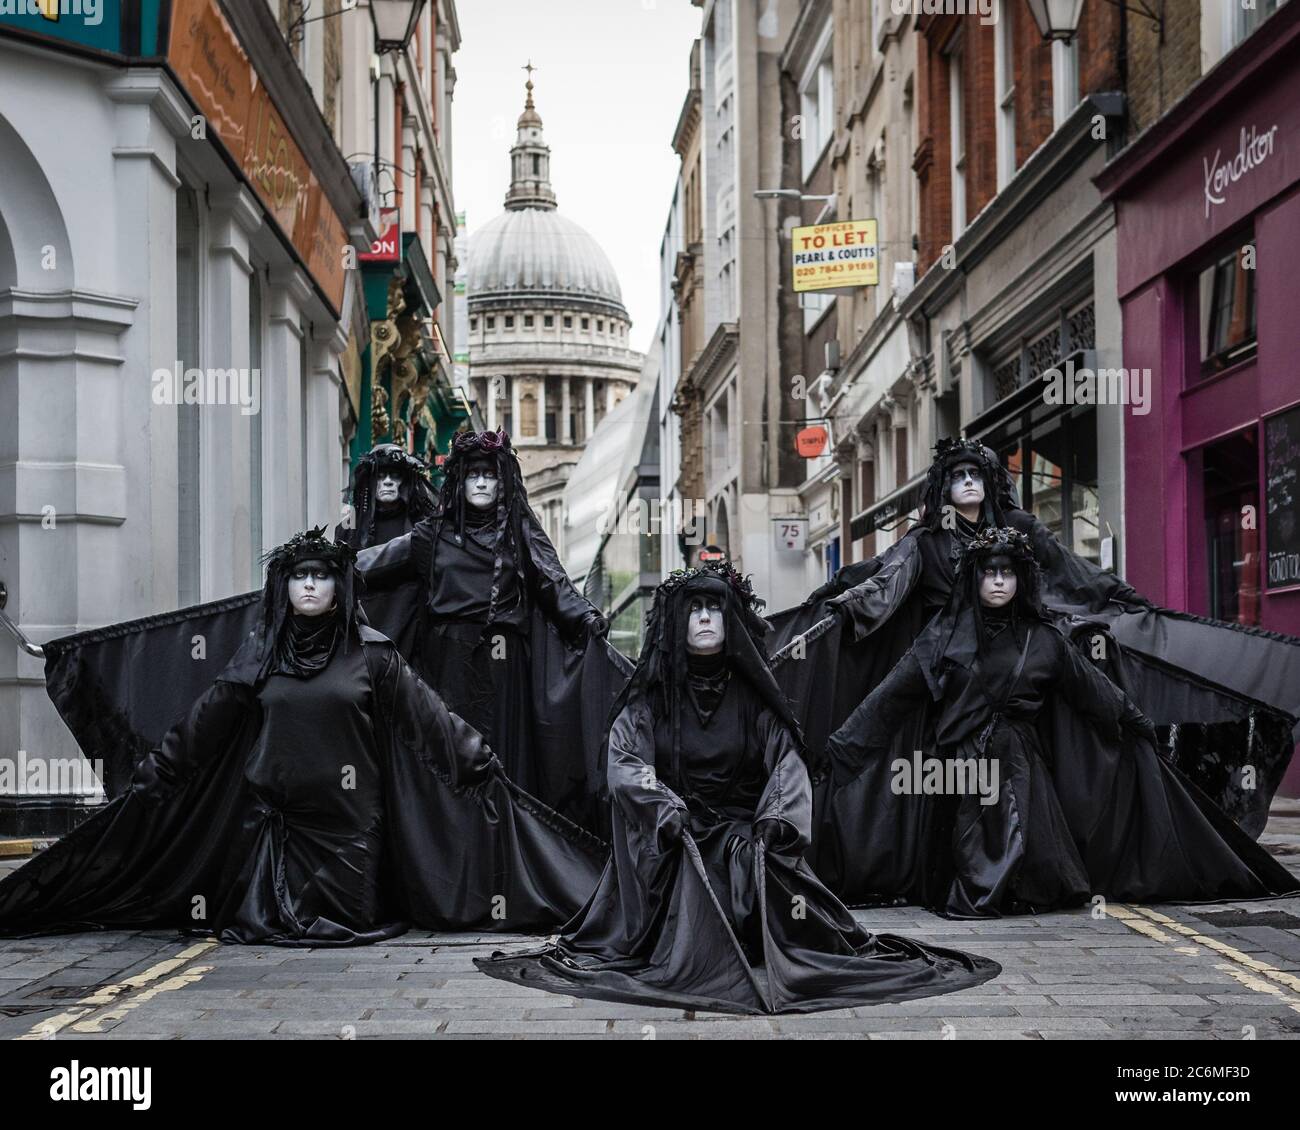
[1106,903,1300,1016]
[15,940,218,1040]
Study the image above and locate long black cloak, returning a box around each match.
[822,530,1300,915]
[0,598,604,945]
[771,441,1300,836]
[475,567,1000,1014]
[334,443,439,659]
[356,431,632,831]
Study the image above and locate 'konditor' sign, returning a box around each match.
[792,220,878,293]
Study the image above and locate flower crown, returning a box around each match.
[262,525,357,572]
[934,435,996,467]
[451,429,511,458]
[359,444,431,481]
[661,560,764,612]
[960,526,1035,568]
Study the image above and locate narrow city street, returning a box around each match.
[3,803,1298,1041]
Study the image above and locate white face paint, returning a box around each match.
[948,460,986,515]
[978,560,1018,609]
[375,473,401,506]
[287,561,337,617]
[464,462,500,510]
[686,595,725,655]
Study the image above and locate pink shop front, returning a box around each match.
[1096,13,1300,795]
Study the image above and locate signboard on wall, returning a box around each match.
[168,0,349,316]
[1265,404,1300,589]
[791,220,878,293]
[359,211,401,262]
[774,518,808,552]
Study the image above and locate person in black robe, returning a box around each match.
[335,442,438,551]
[474,562,1000,1014]
[0,528,604,945]
[356,429,629,831]
[334,442,438,658]
[824,527,1300,918]
[769,437,1300,843]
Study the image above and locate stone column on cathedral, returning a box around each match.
[487,376,498,430]
[584,378,595,440]
[561,376,572,444]
[510,375,521,436]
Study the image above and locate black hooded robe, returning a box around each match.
[357,496,631,831]
[0,624,605,944]
[772,504,1300,839]
[334,444,439,657]
[824,609,1300,916]
[475,570,1000,1014]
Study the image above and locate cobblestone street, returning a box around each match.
[3,802,1298,1041]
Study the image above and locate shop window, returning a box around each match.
[1196,241,1256,378]
[988,406,1100,563]
[1203,428,1261,625]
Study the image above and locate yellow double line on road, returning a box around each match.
[14,941,218,1040]
[1106,903,1300,1017]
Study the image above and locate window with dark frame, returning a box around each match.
[1196,234,1257,379]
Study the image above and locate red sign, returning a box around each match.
[796,425,829,458]
[360,211,401,263]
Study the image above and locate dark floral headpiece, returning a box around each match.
[262,525,358,572]
[451,429,511,457]
[660,560,765,614]
[359,443,431,482]
[934,435,997,467]
[960,526,1035,568]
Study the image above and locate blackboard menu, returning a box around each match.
[1266,405,1300,589]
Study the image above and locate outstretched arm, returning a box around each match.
[132,680,253,802]
[754,712,813,854]
[1020,512,1151,612]
[1054,630,1156,744]
[372,644,494,789]
[825,649,931,787]
[522,509,606,639]
[605,704,688,848]
[355,522,430,590]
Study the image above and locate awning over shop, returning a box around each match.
[849,473,926,541]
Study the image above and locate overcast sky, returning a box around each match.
[452,0,703,354]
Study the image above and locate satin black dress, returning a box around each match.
[826,613,1300,916]
[477,664,1001,1014]
[0,623,605,945]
